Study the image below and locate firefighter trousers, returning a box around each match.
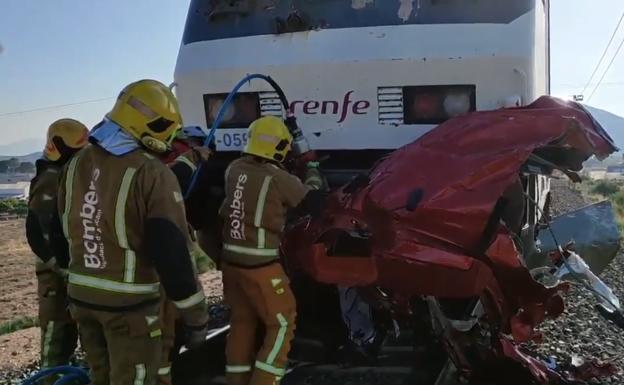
[37,271,78,379]
[69,302,163,385]
[223,262,296,385]
[158,295,177,385]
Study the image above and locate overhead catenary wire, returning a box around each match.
[0,97,114,118]
[580,11,624,97]
[587,35,624,102]
[554,81,624,88]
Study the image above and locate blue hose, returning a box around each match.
[52,373,87,385]
[184,73,289,199]
[204,74,279,147]
[20,366,89,385]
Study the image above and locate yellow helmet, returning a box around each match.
[44,118,89,162]
[244,116,293,162]
[107,79,183,154]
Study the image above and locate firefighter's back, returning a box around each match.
[60,144,176,309]
[220,156,307,267]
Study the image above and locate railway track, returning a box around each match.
[172,325,440,385]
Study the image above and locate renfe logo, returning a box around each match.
[289,91,371,123]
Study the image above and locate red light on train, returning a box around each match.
[412,94,440,119]
[403,85,476,125]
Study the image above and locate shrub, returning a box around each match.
[614,191,624,207]
[0,198,28,215]
[0,316,38,336]
[0,199,17,212]
[11,204,28,216]
[591,181,620,197]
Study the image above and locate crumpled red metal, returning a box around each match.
[282,96,618,383]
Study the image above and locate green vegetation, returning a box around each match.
[0,316,38,336]
[0,198,28,215]
[591,180,620,197]
[580,179,624,232]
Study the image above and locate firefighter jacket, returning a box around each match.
[166,145,219,270]
[27,160,63,273]
[219,156,322,267]
[57,144,207,325]
[168,145,224,232]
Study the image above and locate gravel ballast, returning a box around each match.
[534,179,624,384]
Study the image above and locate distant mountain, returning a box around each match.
[584,153,624,169]
[0,138,44,157]
[0,152,41,163]
[584,105,624,150]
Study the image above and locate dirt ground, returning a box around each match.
[0,220,37,325]
[0,328,39,370]
[0,218,223,374]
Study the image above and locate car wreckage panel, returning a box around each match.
[282,96,621,383]
[530,200,621,274]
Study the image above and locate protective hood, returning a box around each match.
[89,119,140,156]
[179,126,207,140]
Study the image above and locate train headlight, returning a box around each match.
[443,92,472,118]
[208,97,236,122]
[203,92,261,128]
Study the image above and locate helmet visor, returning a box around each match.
[147,116,175,133]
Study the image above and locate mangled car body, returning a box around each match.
[174,97,621,385]
[280,97,621,384]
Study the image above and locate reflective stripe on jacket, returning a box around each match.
[219,157,308,267]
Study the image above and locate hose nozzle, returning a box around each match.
[285,114,310,155]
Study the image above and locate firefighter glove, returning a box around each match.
[183,321,210,350]
[192,146,213,162]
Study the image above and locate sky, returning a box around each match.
[0,0,623,155]
[0,0,191,154]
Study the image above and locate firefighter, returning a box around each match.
[51,79,209,385]
[219,116,324,385]
[156,126,217,385]
[167,126,224,265]
[25,118,88,381]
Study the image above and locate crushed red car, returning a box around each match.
[173,96,622,385]
[280,96,622,384]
